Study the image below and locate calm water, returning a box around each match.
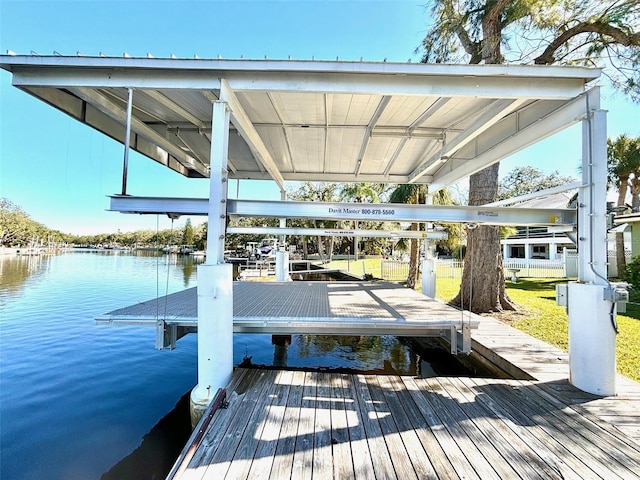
[0,251,423,480]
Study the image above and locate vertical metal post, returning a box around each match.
[577,107,609,284]
[205,101,231,264]
[422,194,436,298]
[191,99,234,426]
[568,100,615,396]
[279,190,287,247]
[122,88,133,195]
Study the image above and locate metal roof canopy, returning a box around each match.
[0,55,601,192]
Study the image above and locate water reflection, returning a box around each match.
[0,255,50,302]
[1,251,496,480]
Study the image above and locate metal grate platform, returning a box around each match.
[95,281,477,340]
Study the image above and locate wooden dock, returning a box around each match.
[168,368,640,480]
[97,279,640,478]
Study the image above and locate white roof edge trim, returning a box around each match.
[0,54,602,81]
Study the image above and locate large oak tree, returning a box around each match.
[419,0,640,312]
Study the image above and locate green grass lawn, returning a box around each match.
[437,277,640,383]
[318,260,640,382]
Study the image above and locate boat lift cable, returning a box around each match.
[585,94,618,334]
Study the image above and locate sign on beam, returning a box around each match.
[228,200,575,226]
[109,195,576,226]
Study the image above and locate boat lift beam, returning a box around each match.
[108,196,576,227]
[226,226,448,239]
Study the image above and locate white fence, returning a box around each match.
[502,258,566,278]
[380,260,410,282]
[381,256,577,281]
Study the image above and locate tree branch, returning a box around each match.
[441,0,482,63]
[484,0,512,25]
[534,20,640,64]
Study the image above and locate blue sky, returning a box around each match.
[1,0,638,235]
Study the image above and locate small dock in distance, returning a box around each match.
[168,368,640,480]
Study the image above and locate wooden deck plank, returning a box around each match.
[290,372,315,480]
[353,374,397,479]
[363,375,420,480]
[424,376,522,479]
[481,378,632,480]
[505,379,640,477]
[167,368,251,480]
[224,369,294,480]
[440,376,557,480]
[413,377,502,479]
[311,372,333,479]
[465,377,599,480]
[340,374,377,480]
[375,375,439,479]
[171,369,640,480]
[506,381,640,478]
[268,370,305,480]
[328,373,355,480]
[521,380,640,457]
[401,376,481,480]
[182,368,262,479]
[245,370,294,480]
[197,370,276,479]
[386,375,460,480]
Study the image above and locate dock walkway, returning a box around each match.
[168,368,640,480]
[166,292,640,479]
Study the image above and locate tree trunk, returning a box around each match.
[616,177,629,277]
[616,232,626,278]
[450,4,515,312]
[407,223,420,289]
[630,177,639,212]
[452,163,516,312]
[326,237,334,262]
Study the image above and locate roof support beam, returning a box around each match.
[229,171,426,184]
[486,182,583,207]
[323,93,331,173]
[409,98,527,183]
[219,79,286,191]
[5,57,598,97]
[355,95,391,175]
[140,89,207,128]
[266,92,296,173]
[383,98,450,176]
[429,88,600,191]
[67,87,209,177]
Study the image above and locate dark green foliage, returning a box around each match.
[623,256,640,302]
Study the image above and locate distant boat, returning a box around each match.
[162,245,178,254]
[178,245,194,255]
[191,251,206,257]
[16,247,43,256]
